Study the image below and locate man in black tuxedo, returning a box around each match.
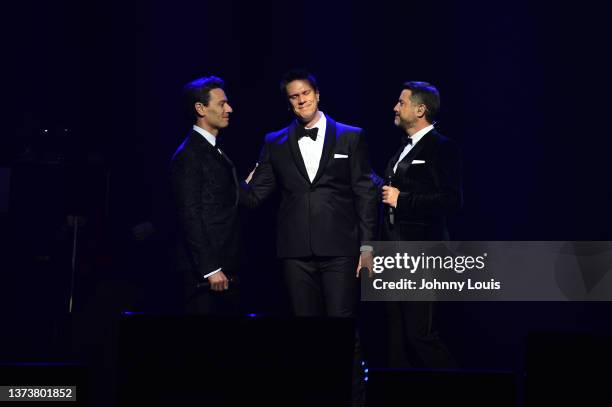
[241,69,377,317]
[381,81,462,367]
[171,76,241,315]
[241,70,377,406]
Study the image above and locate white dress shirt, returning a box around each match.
[298,112,327,182]
[393,124,434,173]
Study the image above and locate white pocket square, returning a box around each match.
[334,154,349,158]
[411,160,426,164]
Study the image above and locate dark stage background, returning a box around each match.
[2,0,612,402]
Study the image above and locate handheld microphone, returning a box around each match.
[385,176,395,226]
[196,275,240,290]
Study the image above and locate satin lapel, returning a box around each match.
[193,130,223,162]
[395,130,433,180]
[218,149,240,207]
[287,119,311,182]
[193,131,240,206]
[218,147,235,170]
[385,144,405,179]
[312,116,336,185]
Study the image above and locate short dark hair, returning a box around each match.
[183,76,225,122]
[279,69,319,96]
[402,81,440,123]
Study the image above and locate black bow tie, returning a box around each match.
[298,127,318,141]
[401,136,413,146]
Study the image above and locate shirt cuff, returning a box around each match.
[203,268,222,278]
[360,245,374,252]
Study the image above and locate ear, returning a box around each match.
[194,102,207,117]
[316,91,320,103]
[415,104,426,118]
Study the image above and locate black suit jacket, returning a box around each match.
[382,129,463,241]
[170,130,242,281]
[240,116,378,258]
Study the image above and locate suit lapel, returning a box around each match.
[195,132,225,167]
[287,119,311,182]
[395,129,434,179]
[193,130,218,155]
[193,130,240,206]
[217,148,240,207]
[312,116,336,185]
[217,146,235,170]
[385,144,405,178]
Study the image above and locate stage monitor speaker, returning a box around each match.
[526,332,612,406]
[367,368,516,407]
[118,314,355,406]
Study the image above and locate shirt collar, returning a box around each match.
[193,125,217,147]
[408,124,434,146]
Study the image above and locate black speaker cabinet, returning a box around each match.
[367,368,516,407]
[118,314,355,406]
[526,332,612,406]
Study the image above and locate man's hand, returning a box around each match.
[356,250,374,278]
[382,186,400,208]
[245,163,258,184]
[208,271,229,291]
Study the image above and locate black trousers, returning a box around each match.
[282,256,358,317]
[382,223,456,368]
[283,256,365,407]
[387,301,457,368]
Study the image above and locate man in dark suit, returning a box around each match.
[241,69,377,317]
[241,70,377,406]
[381,81,462,367]
[171,76,241,315]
